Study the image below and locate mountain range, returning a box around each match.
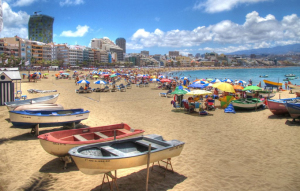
[226,44,300,55]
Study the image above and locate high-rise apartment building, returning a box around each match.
[169,51,179,57]
[28,13,54,43]
[91,38,123,61]
[115,38,126,53]
[141,51,149,57]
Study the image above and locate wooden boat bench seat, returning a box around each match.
[94,132,108,139]
[101,146,126,157]
[135,140,164,149]
[74,135,88,141]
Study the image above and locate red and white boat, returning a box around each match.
[38,123,144,157]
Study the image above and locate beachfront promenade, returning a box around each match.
[0,70,299,191]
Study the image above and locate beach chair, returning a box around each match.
[207,99,215,110]
[126,83,131,89]
[118,84,126,92]
[160,89,172,97]
[76,87,85,93]
[183,101,194,113]
[86,87,93,93]
[144,82,149,87]
[103,86,110,92]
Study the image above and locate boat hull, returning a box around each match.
[38,124,144,157]
[263,80,282,88]
[5,94,59,111]
[267,98,300,115]
[285,102,300,119]
[288,85,300,90]
[9,109,89,127]
[231,98,264,110]
[68,135,185,175]
[71,145,184,175]
[14,104,64,111]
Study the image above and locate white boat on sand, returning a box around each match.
[4,94,59,111]
[14,104,64,111]
[68,134,185,175]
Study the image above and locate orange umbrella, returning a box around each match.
[233,85,244,90]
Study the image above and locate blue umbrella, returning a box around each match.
[94,80,107,85]
[34,72,41,75]
[77,80,90,84]
[115,73,121,75]
[188,83,205,89]
[150,78,160,82]
[211,79,221,83]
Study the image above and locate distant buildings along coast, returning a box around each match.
[0,12,298,68]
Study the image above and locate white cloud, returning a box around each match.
[193,0,271,13]
[60,25,89,37]
[127,11,300,53]
[11,0,37,7]
[59,0,84,6]
[0,2,29,38]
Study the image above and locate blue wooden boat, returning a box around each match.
[285,102,300,120]
[68,134,185,175]
[9,108,90,127]
[263,80,282,88]
[267,98,300,115]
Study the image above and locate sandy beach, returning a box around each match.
[0,70,300,191]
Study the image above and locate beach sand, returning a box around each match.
[0,71,300,191]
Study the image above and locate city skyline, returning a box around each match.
[0,0,300,56]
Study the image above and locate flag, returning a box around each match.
[19,60,22,65]
[4,59,8,65]
[25,61,30,66]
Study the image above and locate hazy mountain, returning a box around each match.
[226,44,300,55]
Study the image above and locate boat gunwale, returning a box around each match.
[68,135,185,160]
[38,123,145,145]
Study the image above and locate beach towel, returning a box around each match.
[224,103,235,114]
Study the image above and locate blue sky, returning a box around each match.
[1,0,300,56]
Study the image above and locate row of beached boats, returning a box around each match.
[4,93,185,175]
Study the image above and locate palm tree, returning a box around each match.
[0,53,7,66]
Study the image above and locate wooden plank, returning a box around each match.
[101,146,125,156]
[94,132,108,139]
[74,134,87,141]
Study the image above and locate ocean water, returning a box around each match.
[166,66,300,87]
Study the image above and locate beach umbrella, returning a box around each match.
[115,73,121,75]
[194,80,207,84]
[94,80,107,85]
[93,75,99,78]
[77,80,90,84]
[237,80,247,84]
[206,78,213,82]
[219,96,236,109]
[203,83,213,87]
[171,89,188,95]
[185,90,212,96]
[150,78,160,82]
[188,83,205,89]
[34,72,41,75]
[158,75,165,79]
[59,70,64,73]
[160,78,171,83]
[110,74,117,78]
[211,79,221,83]
[43,73,49,75]
[233,85,244,90]
[223,79,233,83]
[212,82,235,93]
[62,73,69,75]
[242,86,262,91]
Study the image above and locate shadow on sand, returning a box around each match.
[0,123,89,146]
[39,158,78,173]
[91,165,187,191]
[17,172,58,191]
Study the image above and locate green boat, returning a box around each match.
[231,98,264,110]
